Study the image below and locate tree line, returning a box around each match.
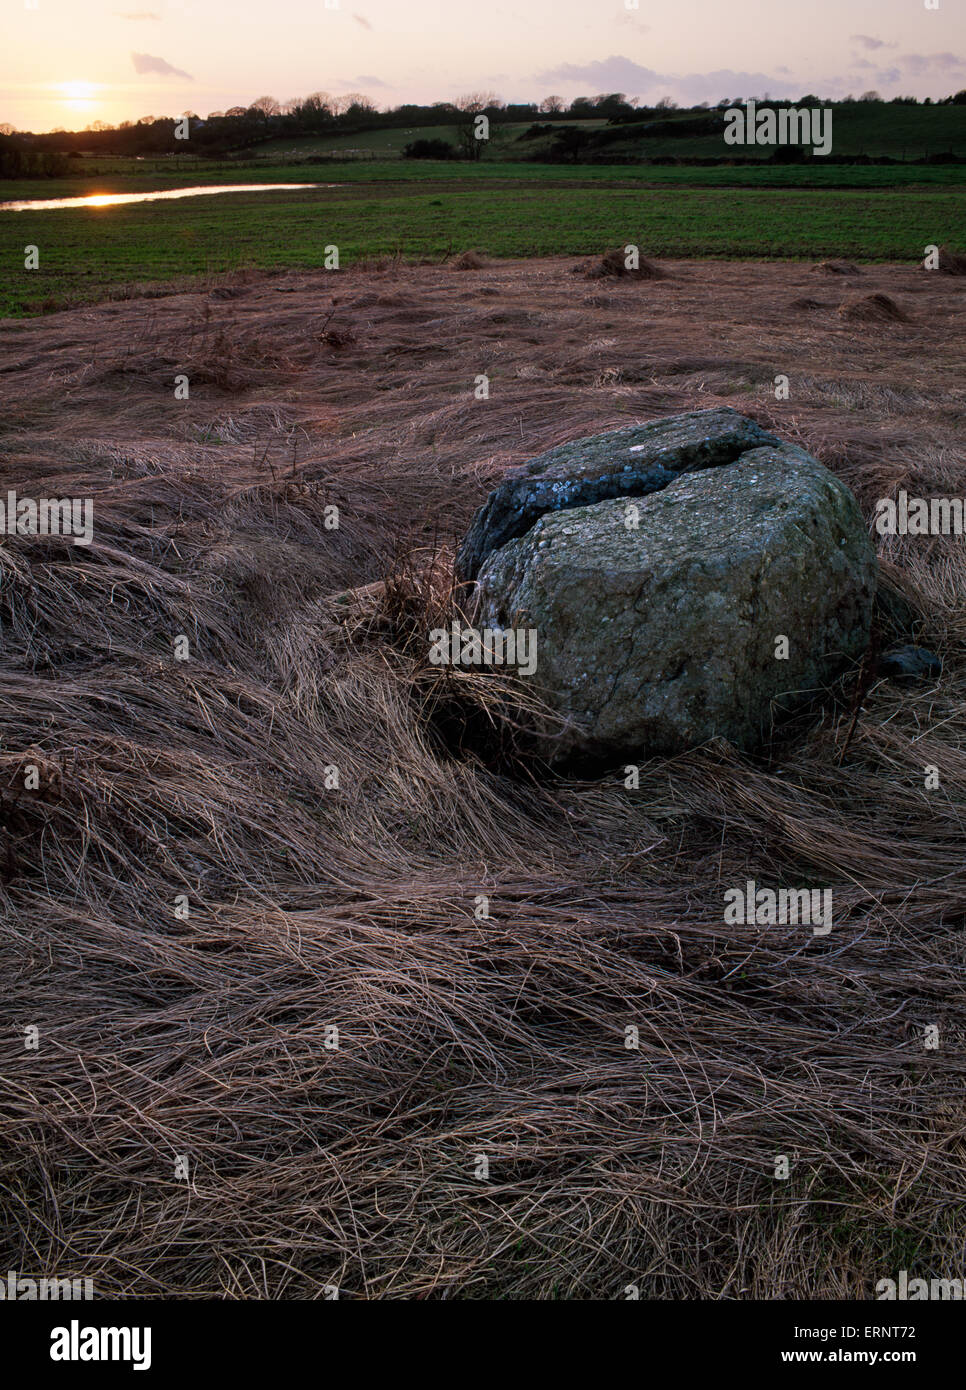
[1,88,963,172]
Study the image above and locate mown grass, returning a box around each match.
[2,179,963,317]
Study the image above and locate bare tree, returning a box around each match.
[539,95,565,114]
[455,91,501,160]
[341,92,377,114]
[456,91,501,115]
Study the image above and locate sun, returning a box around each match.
[59,81,97,103]
[57,80,102,121]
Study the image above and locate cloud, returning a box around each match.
[850,35,892,51]
[536,56,660,89]
[535,49,965,108]
[834,51,964,90]
[353,12,372,28]
[815,67,900,95]
[899,51,966,74]
[347,74,390,88]
[535,56,799,104]
[131,52,193,80]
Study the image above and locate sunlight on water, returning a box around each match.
[0,184,331,212]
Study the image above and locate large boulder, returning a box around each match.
[464,410,877,762]
[456,406,781,582]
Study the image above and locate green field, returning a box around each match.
[4,157,965,203]
[241,102,965,162]
[249,121,612,158]
[1,161,964,317]
[543,102,966,162]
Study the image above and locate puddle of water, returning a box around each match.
[0,183,335,212]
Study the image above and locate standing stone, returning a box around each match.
[463,411,876,762]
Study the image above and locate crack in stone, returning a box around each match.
[456,408,781,583]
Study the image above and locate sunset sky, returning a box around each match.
[3,0,964,132]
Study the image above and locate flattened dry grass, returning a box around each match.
[1,257,965,1299]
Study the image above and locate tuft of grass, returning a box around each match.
[816,260,863,276]
[937,244,966,275]
[839,292,909,323]
[581,247,667,280]
[451,250,488,271]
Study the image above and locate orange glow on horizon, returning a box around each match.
[54,81,102,127]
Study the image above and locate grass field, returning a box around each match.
[2,255,966,1297]
[242,103,965,162]
[2,169,964,317]
[557,102,966,163]
[8,159,966,198]
[250,122,469,155]
[249,120,597,157]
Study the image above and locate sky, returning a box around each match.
[2,0,964,132]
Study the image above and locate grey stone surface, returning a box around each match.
[456,407,781,583]
[471,436,877,762]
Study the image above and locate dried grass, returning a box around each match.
[839,293,909,324]
[451,250,488,271]
[1,256,965,1299]
[815,261,862,276]
[937,245,966,276]
[581,248,667,281]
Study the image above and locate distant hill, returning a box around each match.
[6,97,962,171]
[244,102,964,167]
